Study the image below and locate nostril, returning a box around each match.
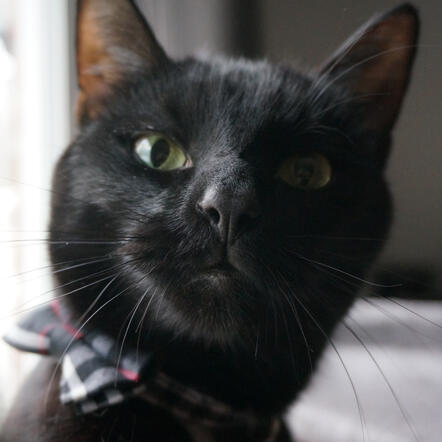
[197,185,260,242]
[196,202,221,225]
[236,212,258,236]
[206,207,221,224]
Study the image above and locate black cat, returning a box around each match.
[2,1,419,441]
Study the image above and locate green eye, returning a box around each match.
[277,153,332,189]
[134,134,188,171]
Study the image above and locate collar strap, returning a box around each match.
[142,372,281,441]
[4,302,279,440]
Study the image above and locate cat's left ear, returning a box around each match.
[319,4,419,132]
[76,0,168,123]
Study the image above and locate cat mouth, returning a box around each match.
[185,260,245,289]
[194,250,258,288]
[202,262,238,278]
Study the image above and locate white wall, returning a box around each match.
[0,0,71,420]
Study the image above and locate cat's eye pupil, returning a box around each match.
[294,159,315,186]
[150,139,170,168]
[277,152,332,189]
[134,134,188,171]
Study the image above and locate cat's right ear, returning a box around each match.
[76,0,168,124]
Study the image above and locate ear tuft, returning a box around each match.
[319,3,419,132]
[76,0,168,123]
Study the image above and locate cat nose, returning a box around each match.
[196,186,261,244]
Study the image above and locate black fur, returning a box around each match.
[50,54,392,408]
[3,1,419,441]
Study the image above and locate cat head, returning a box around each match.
[50,0,418,352]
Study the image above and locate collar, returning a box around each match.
[4,301,280,441]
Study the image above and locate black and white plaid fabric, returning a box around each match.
[3,301,153,415]
[4,301,281,441]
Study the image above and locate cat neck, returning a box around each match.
[158,332,324,416]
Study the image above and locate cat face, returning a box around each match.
[49,1,418,355]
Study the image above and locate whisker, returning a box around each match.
[291,250,401,288]
[2,273,118,320]
[7,257,114,288]
[303,259,442,330]
[2,254,110,281]
[290,288,367,442]
[288,234,386,242]
[274,294,297,371]
[310,23,370,95]
[43,277,140,413]
[272,267,313,372]
[135,284,160,364]
[1,256,144,319]
[0,239,133,245]
[0,175,147,224]
[311,93,391,119]
[134,264,163,335]
[115,288,150,379]
[360,297,442,344]
[380,297,442,330]
[1,229,144,237]
[344,321,420,442]
[300,245,439,294]
[254,328,260,360]
[310,44,433,105]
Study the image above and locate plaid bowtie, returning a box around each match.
[4,300,281,441]
[3,300,153,414]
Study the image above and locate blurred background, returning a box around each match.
[0,0,440,440]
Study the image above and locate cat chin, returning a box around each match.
[151,274,255,347]
[156,302,242,348]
